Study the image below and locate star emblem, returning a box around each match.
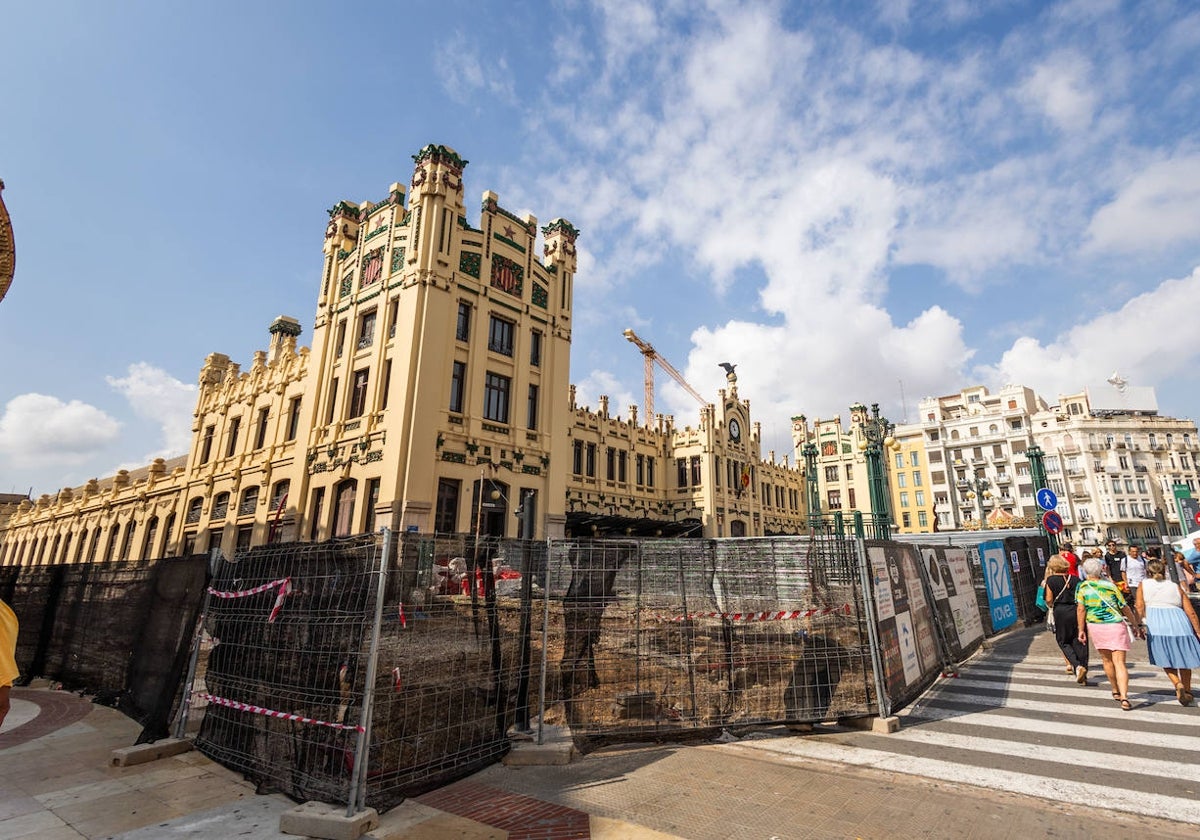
[503,224,516,238]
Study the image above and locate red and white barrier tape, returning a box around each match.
[198,693,364,732]
[653,604,851,623]
[207,577,291,623]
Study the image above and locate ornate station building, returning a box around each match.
[0,146,810,566]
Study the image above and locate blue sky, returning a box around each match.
[2,0,1200,497]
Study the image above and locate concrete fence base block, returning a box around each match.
[110,737,193,767]
[279,801,379,840]
[838,715,901,734]
[503,724,575,766]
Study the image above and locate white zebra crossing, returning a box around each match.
[728,646,1200,826]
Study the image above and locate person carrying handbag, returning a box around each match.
[1076,557,1144,710]
[1044,555,1088,684]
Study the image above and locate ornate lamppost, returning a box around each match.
[964,477,992,528]
[1025,444,1058,552]
[856,403,899,539]
[801,441,821,528]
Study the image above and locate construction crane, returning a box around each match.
[623,328,707,420]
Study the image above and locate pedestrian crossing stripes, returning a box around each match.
[729,641,1200,826]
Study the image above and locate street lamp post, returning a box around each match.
[965,477,992,528]
[1026,444,1058,553]
[857,403,899,540]
[801,442,821,529]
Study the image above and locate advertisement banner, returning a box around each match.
[979,539,1017,631]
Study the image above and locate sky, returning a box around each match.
[2,0,1200,498]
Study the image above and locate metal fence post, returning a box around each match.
[172,587,214,741]
[537,538,553,746]
[347,527,392,817]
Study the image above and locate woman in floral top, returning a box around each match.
[1076,557,1145,710]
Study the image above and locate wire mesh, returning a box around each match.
[192,536,380,805]
[540,535,878,750]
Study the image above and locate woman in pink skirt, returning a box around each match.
[1076,557,1145,710]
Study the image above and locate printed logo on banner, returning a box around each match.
[1010,550,1021,573]
[981,540,1018,630]
[1037,547,1046,568]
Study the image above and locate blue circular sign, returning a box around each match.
[1043,511,1064,534]
[1036,488,1058,511]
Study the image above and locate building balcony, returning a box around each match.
[1071,485,1089,499]
[994,474,1012,485]
[970,457,987,467]
[992,452,1008,463]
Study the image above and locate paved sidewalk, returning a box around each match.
[2,628,1196,839]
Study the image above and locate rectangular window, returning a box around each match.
[897,472,907,487]
[530,330,542,367]
[913,471,922,486]
[456,301,471,341]
[225,416,240,458]
[586,443,596,477]
[827,489,842,510]
[606,447,616,481]
[488,315,514,356]
[894,452,904,469]
[677,458,688,488]
[636,453,645,485]
[824,466,839,482]
[690,456,702,486]
[200,425,215,464]
[335,319,347,358]
[915,490,925,506]
[387,298,398,339]
[902,511,912,527]
[349,369,369,418]
[618,451,627,483]
[900,492,910,507]
[381,359,391,410]
[573,440,583,475]
[918,510,928,527]
[450,361,466,413]
[309,488,325,540]
[364,478,381,534]
[910,451,919,467]
[255,407,269,450]
[326,377,339,423]
[286,397,302,441]
[526,384,539,430]
[483,372,511,423]
[236,525,253,552]
[647,456,655,488]
[435,478,460,533]
[848,487,856,509]
[357,310,376,350]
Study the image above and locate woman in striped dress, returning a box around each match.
[1136,559,1200,706]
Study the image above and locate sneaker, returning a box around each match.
[1076,666,1088,685]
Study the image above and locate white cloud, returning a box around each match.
[1084,155,1200,253]
[572,369,641,422]
[106,363,196,459]
[976,266,1200,398]
[0,394,121,467]
[1018,51,1098,132]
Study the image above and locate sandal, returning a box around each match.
[1111,691,1121,699]
[1119,698,1132,711]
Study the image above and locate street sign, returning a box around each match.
[1042,510,1063,534]
[1036,488,1058,511]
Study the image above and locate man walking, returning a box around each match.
[1122,544,1148,601]
[1103,540,1126,586]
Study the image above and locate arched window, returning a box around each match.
[119,521,135,561]
[729,520,747,537]
[162,513,176,556]
[186,497,203,524]
[239,486,259,517]
[103,528,117,562]
[87,529,101,562]
[212,492,230,520]
[334,480,357,538]
[142,517,159,560]
[270,480,290,510]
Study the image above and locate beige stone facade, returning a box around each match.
[791,404,897,525]
[0,144,809,566]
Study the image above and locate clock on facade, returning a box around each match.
[728,418,741,442]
